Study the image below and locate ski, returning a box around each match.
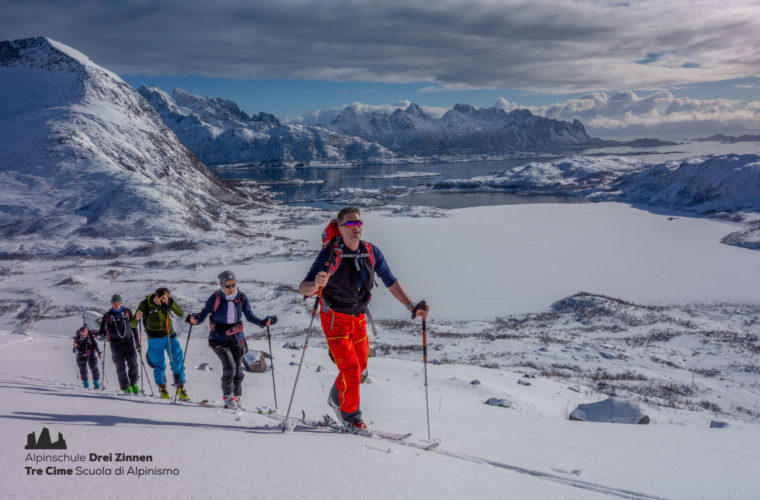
[261,410,431,447]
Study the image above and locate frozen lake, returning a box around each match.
[270,202,760,320]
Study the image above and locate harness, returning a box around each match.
[209,290,244,337]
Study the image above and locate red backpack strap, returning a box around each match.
[363,241,376,270]
[327,238,343,275]
[212,290,222,313]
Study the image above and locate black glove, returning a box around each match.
[259,315,278,328]
[411,300,427,319]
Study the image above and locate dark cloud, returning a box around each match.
[2,0,759,92]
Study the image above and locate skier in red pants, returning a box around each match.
[299,206,429,434]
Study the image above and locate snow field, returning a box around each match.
[2,329,759,499]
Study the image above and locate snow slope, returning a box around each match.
[2,326,759,500]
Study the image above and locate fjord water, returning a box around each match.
[209,141,760,209]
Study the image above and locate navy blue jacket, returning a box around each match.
[304,241,397,315]
[194,290,263,341]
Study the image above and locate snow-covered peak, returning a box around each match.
[0,36,124,85]
[0,36,270,256]
[141,86,393,166]
[325,101,594,154]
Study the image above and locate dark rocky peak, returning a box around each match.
[0,36,86,73]
[452,103,477,114]
[404,102,431,120]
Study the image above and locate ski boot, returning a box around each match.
[233,395,244,410]
[130,384,139,394]
[94,380,101,390]
[176,384,190,401]
[158,384,171,399]
[345,419,371,436]
[82,380,90,389]
[223,394,239,410]
[124,386,132,394]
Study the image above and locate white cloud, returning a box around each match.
[521,91,760,138]
[532,91,759,128]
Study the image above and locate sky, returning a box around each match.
[2,0,760,138]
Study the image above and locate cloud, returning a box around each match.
[3,0,760,93]
[522,91,760,137]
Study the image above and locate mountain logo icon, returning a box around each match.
[25,427,67,450]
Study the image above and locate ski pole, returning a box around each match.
[417,300,431,441]
[74,352,80,386]
[265,316,279,411]
[366,309,378,337]
[283,288,322,429]
[172,323,192,404]
[138,320,154,396]
[100,334,108,389]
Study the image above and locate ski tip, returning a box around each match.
[198,399,209,405]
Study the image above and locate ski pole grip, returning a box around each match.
[267,315,278,326]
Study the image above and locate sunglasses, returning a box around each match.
[222,282,237,289]
[341,220,363,227]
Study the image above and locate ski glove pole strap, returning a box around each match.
[411,300,427,319]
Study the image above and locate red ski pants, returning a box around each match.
[320,309,369,415]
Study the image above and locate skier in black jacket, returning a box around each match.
[73,326,101,389]
[99,294,140,394]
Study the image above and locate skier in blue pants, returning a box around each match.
[131,287,189,400]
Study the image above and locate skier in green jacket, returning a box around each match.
[131,287,189,400]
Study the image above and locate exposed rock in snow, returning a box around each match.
[242,351,268,373]
[484,397,512,408]
[569,397,650,424]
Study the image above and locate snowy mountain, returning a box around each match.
[138,86,394,166]
[429,154,760,214]
[321,103,597,154]
[0,37,270,256]
[615,154,760,214]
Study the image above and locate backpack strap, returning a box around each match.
[327,238,344,275]
[363,241,376,271]
[210,290,242,335]
[212,290,222,314]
